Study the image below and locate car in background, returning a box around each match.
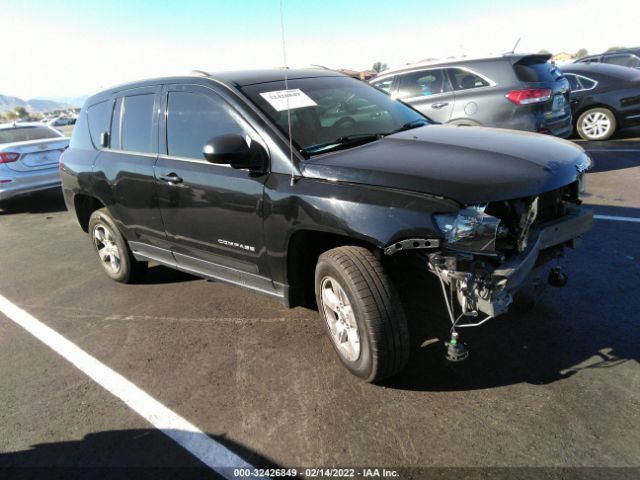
[370,54,573,137]
[574,48,640,70]
[0,122,69,202]
[47,116,76,127]
[559,63,640,141]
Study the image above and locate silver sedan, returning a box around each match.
[0,122,69,201]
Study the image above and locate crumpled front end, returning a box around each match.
[385,173,593,329]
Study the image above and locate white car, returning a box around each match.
[0,122,69,201]
[47,117,74,127]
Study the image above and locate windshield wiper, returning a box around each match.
[301,120,429,156]
[387,119,430,135]
[302,133,384,155]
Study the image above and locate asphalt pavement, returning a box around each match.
[0,133,638,479]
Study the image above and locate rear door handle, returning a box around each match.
[159,173,183,184]
[431,102,449,109]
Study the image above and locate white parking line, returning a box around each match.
[594,214,640,223]
[0,293,254,478]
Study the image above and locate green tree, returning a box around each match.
[371,62,388,73]
[606,46,625,52]
[538,49,551,55]
[576,48,589,58]
[11,106,28,119]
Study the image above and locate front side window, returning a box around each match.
[166,91,246,160]
[121,94,155,154]
[241,76,427,155]
[448,68,491,90]
[397,69,451,99]
[371,78,394,94]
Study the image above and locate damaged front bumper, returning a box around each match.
[492,205,593,294]
[428,205,593,321]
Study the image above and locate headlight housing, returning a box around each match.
[434,205,502,255]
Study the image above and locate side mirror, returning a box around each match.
[203,134,267,171]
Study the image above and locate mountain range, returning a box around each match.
[0,94,89,113]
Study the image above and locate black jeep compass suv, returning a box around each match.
[61,69,593,382]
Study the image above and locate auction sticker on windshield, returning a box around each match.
[260,89,317,111]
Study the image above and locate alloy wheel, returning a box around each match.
[320,276,361,362]
[92,224,121,274]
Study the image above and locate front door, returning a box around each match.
[154,84,271,286]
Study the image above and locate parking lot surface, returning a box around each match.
[1,135,639,478]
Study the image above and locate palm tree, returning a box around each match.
[371,62,388,73]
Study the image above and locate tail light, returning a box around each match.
[0,152,20,164]
[506,88,552,105]
[59,146,68,173]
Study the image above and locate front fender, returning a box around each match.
[263,173,460,283]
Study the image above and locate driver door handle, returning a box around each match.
[431,102,449,109]
[159,173,183,184]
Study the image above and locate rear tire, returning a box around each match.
[88,208,147,283]
[315,246,410,383]
[576,107,616,141]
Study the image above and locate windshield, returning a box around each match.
[241,76,428,156]
[0,125,62,144]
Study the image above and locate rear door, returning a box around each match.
[91,87,170,255]
[446,67,496,124]
[395,68,455,123]
[154,83,271,281]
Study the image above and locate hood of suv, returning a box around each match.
[300,125,588,204]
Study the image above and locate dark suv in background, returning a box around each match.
[370,54,572,137]
[61,69,592,383]
[574,47,640,69]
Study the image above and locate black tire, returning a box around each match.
[576,107,617,141]
[315,246,410,383]
[88,208,147,283]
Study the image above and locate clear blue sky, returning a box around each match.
[4,0,636,98]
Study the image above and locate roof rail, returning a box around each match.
[191,70,212,77]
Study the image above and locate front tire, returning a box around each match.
[88,209,147,283]
[577,107,616,141]
[315,246,410,383]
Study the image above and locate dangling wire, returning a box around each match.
[279,0,296,186]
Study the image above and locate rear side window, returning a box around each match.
[371,78,394,94]
[121,94,155,154]
[397,69,451,99]
[514,58,562,82]
[579,77,597,89]
[0,126,61,144]
[87,100,113,147]
[565,74,580,90]
[69,110,93,149]
[166,91,246,160]
[448,68,491,90]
